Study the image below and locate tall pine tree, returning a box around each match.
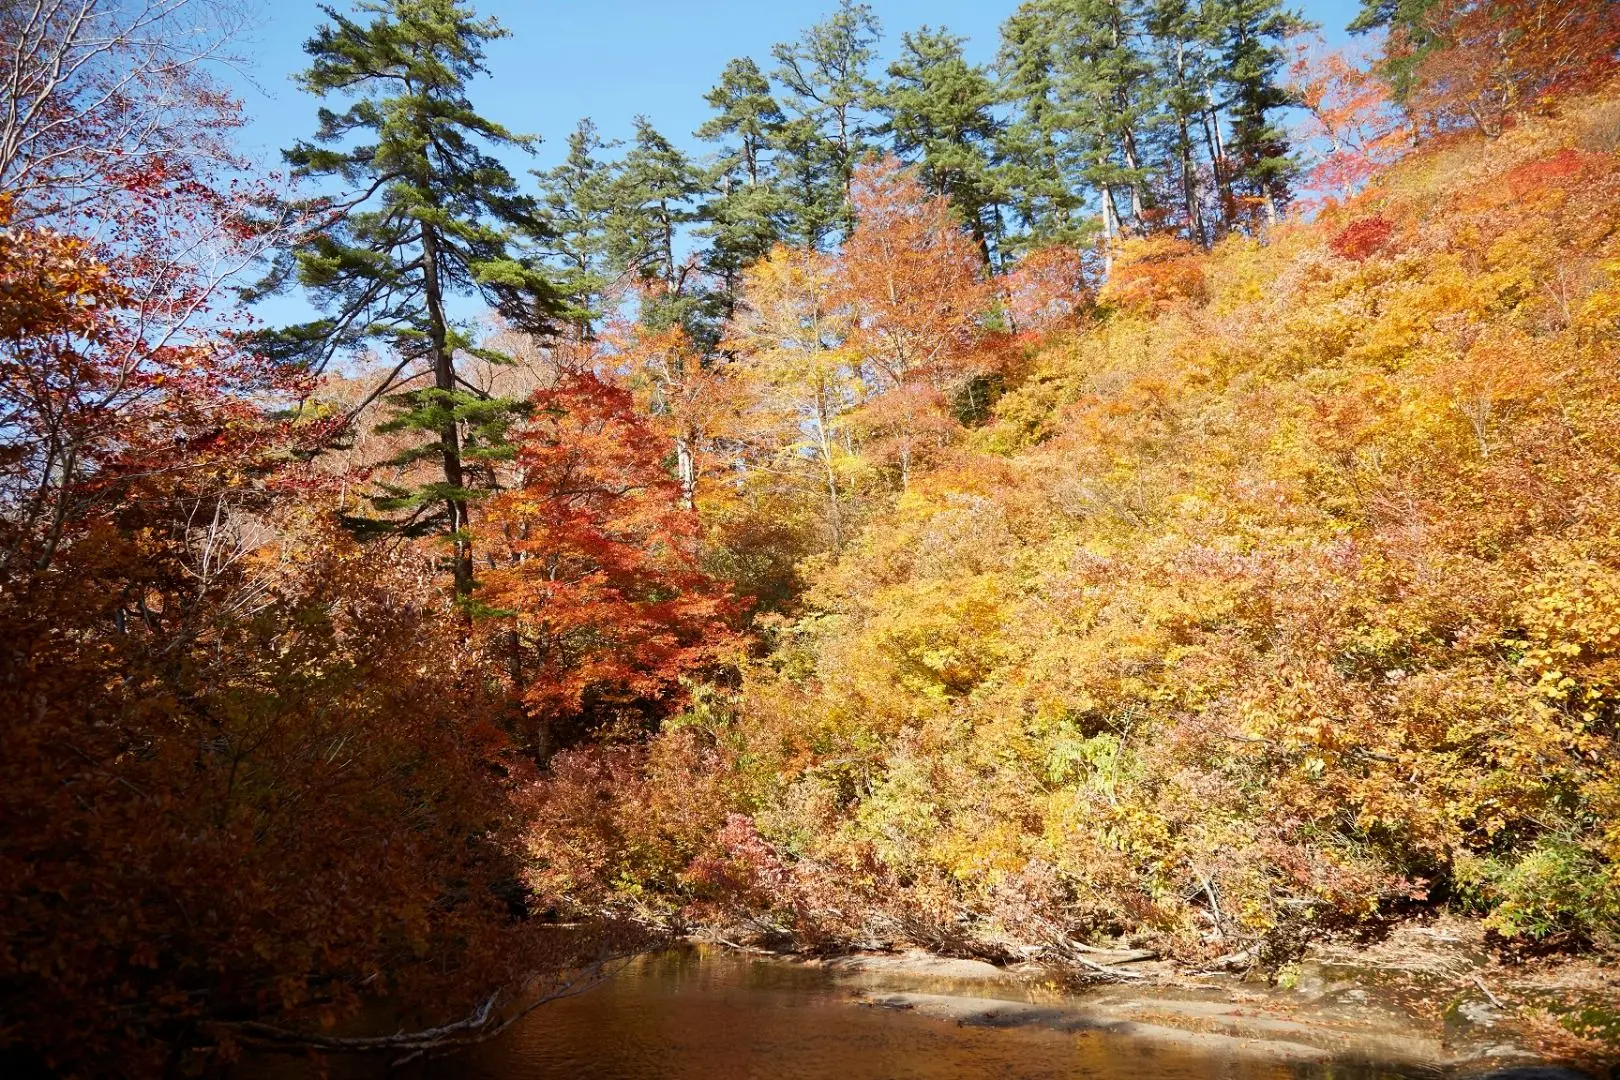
[535,118,618,341]
[1054,0,1160,242]
[995,4,1091,250]
[1214,0,1305,226]
[602,117,709,337]
[771,0,882,244]
[1145,0,1219,245]
[259,0,563,597]
[695,58,790,316]
[878,26,1007,265]
[697,57,785,189]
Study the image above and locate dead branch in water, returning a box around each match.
[219,956,632,1068]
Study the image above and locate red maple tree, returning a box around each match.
[478,373,742,754]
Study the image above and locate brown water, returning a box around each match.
[417,949,1430,1080]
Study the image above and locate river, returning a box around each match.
[412,948,1434,1080]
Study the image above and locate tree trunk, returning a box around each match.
[1121,127,1146,223]
[1101,180,1121,277]
[814,401,842,555]
[1181,119,1206,247]
[421,226,475,598]
[1176,41,1207,248]
[1204,103,1233,232]
[659,200,677,290]
[675,435,697,512]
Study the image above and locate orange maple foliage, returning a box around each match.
[849,382,959,490]
[1097,234,1208,314]
[1330,214,1397,261]
[478,372,741,752]
[0,198,300,576]
[1288,41,1408,200]
[1000,244,1094,336]
[1402,0,1620,134]
[610,320,746,511]
[835,157,994,391]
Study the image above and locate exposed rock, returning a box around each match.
[812,950,1016,983]
[785,924,1602,1075]
[859,991,1336,1064]
[1462,1069,1600,1080]
[729,916,1614,1073]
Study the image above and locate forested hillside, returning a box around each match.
[2,0,1619,1074]
[537,87,1620,960]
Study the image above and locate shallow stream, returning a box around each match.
[420,948,1432,1080]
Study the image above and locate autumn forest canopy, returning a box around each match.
[3,0,1620,1073]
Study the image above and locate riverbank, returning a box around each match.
[688,916,1618,1077]
[233,934,1610,1078]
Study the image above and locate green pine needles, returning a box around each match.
[257,0,564,596]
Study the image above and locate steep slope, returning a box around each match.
[525,88,1620,974]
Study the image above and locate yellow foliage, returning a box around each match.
[540,88,1620,961]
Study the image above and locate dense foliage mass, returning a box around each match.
[3,0,1619,1074]
[529,88,1620,971]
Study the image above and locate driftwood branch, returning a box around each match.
[1472,974,1506,1010]
[220,962,620,1067]
[711,935,781,956]
[1052,938,1148,981]
[1067,950,1148,980]
[1200,874,1227,942]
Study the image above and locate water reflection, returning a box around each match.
[423,949,1424,1080]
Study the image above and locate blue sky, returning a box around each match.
[226,0,1361,178]
[223,0,1360,329]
